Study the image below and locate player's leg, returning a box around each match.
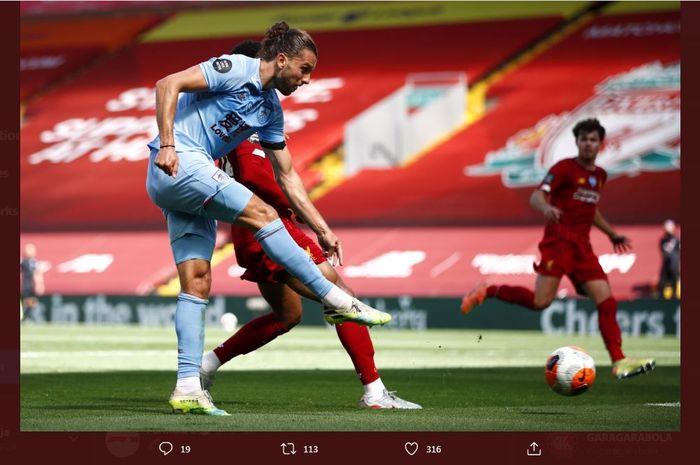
[147,151,230,414]
[580,279,655,379]
[201,230,305,387]
[149,152,387,325]
[203,282,298,379]
[283,262,420,409]
[462,240,567,314]
[22,295,36,322]
[167,216,229,415]
[206,187,390,326]
[462,275,561,314]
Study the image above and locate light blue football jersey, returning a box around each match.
[148,54,285,160]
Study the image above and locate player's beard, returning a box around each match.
[275,72,300,96]
[281,81,299,96]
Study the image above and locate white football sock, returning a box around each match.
[201,351,222,373]
[321,285,353,309]
[363,378,386,399]
[176,376,201,392]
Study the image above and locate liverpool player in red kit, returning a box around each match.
[197,39,419,409]
[462,118,655,380]
[200,136,421,409]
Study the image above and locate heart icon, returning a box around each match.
[404,442,419,456]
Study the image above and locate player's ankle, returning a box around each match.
[321,285,353,309]
[363,378,386,399]
[175,375,201,391]
[201,351,222,373]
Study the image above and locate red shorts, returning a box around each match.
[233,217,327,284]
[533,238,607,286]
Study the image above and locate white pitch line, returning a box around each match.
[430,252,462,278]
[644,402,680,407]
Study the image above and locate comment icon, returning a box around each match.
[159,441,174,456]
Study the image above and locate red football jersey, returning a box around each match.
[227,139,295,247]
[538,157,607,242]
[227,139,292,212]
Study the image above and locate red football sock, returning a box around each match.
[336,322,379,385]
[488,285,537,310]
[597,297,625,362]
[213,313,289,364]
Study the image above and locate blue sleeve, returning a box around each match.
[199,54,249,93]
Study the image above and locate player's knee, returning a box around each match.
[181,269,211,298]
[257,203,279,226]
[533,296,554,310]
[277,309,301,330]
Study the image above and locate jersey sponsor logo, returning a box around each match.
[466,62,680,188]
[212,58,232,73]
[209,111,250,143]
[572,188,600,204]
[588,176,597,188]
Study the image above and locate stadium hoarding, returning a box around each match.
[28,294,680,336]
[23,225,674,300]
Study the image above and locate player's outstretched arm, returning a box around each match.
[264,146,343,266]
[153,65,209,177]
[594,208,631,253]
[530,189,561,223]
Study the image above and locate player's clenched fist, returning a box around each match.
[155,146,179,177]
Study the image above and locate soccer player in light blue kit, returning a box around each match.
[146,22,391,416]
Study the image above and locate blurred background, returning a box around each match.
[20,0,680,335]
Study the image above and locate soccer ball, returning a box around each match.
[545,346,596,396]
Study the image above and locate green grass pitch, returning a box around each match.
[21,325,680,431]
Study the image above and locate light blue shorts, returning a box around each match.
[146,149,254,264]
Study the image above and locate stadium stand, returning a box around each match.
[21,13,565,231]
[21,14,164,102]
[315,8,680,226]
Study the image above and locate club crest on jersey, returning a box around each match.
[257,104,271,123]
[212,58,232,73]
[465,61,680,188]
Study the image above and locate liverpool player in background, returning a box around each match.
[200,40,420,409]
[461,118,656,379]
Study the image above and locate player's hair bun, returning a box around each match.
[265,21,290,41]
[259,21,317,61]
